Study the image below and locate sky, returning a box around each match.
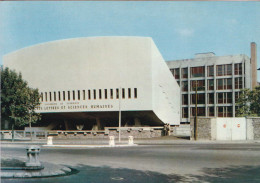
[0,1,260,80]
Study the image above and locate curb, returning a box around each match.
[42,144,138,148]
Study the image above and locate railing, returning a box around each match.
[0,126,166,140]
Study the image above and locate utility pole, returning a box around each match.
[118,87,121,142]
[195,80,198,140]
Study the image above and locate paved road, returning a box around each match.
[2,142,260,182]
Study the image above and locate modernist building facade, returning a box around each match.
[3,37,181,130]
[167,42,257,123]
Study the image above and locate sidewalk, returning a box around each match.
[1,136,260,147]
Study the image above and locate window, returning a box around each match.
[68,91,70,101]
[134,88,137,98]
[104,89,107,99]
[217,78,232,90]
[128,88,131,98]
[235,77,243,89]
[88,90,91,100]
[218,107,224,117]
[41,93,43,102]
[217,79,223,90]
[191,94,205,104]
[182,68,188,78]
[226,64,232,75]
[191,66,205,78]
[122,88,125,99]
[227,93,232,103]
[227,78,232,89]
[49,92,52,101]
[78,90,80,100]
[217,64,232,76]
[54,92,56,101]
[182,94,188,105]
[58,91,61,101]
[83,90,85,100]
[63,91,65,101]
[190,80,205,91]
[72,91,75,100]
[99,89,102,99]
[182,108,188,118]
[116,88,119,99]
[191,107,206,116]
[110,89,113,99]
[93,90,96,99]
[218,93,224,104]
[217,92,232,104]
[218,106,233,117]
[208,93,214,104]
[207,65,214,77]
[208,80,214,90]
[182,81,188,92]
[174,68,180,79]
[235,63,242,75]
[208,107,214,117]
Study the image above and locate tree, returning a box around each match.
[236,86,260,117]
[1,67,41,134]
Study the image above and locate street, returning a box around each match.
[2,142,260,182]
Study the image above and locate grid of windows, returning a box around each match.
[40,88,138,102]
[171,61,246,119]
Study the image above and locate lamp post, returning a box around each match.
[118,87,121,142]
[195,81,198,140]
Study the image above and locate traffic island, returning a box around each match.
[1,158,76,179]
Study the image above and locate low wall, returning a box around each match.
[1,127,165,140]
[190,117,260,141]
[190,117,213,140]
[247,117,260,140]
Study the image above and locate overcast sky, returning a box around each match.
[1,1,260,80]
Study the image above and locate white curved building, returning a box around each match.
[3,37,180,130]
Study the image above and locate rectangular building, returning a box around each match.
[167,43,257,123]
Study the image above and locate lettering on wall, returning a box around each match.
[35,102,113,111]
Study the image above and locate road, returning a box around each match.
[1,142,260,182]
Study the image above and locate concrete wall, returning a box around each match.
[4,37,180,125]
[190,117,213,140]
[247,117,260,140]
[191,117,260,141]
[151,42,180,124]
